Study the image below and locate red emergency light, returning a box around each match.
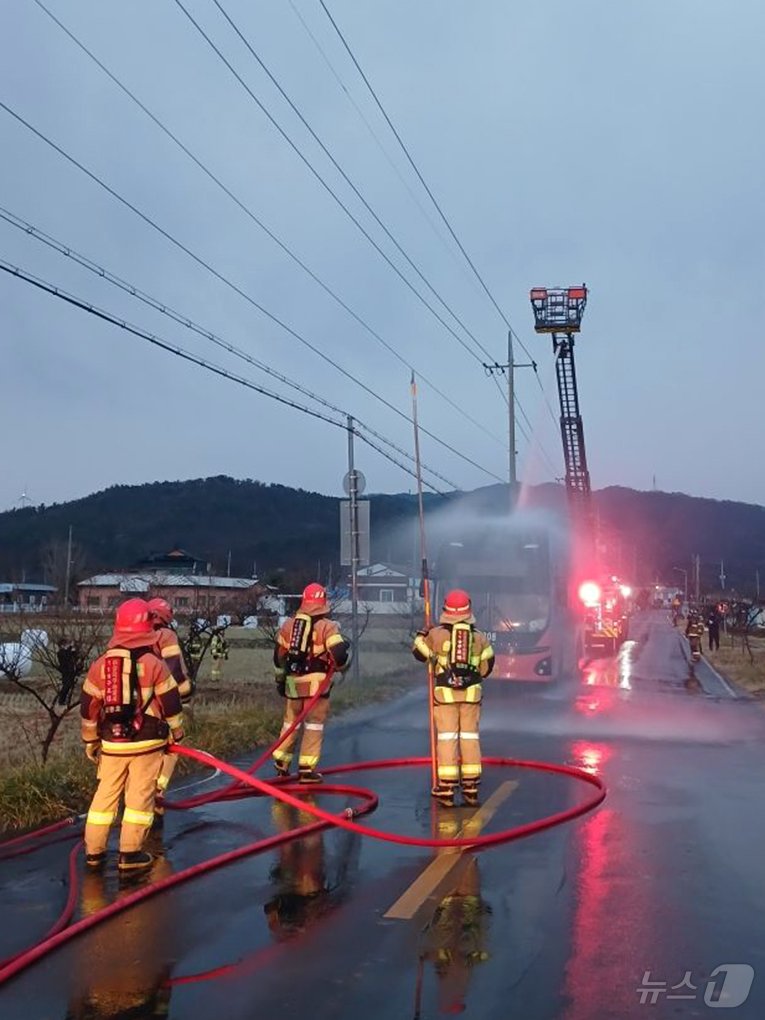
[578,580,601,605]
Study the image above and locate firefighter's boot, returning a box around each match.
[118,850,154,872]
[432,784,456,808]
[298,767,323,785]
[85,851,107,870]
[274,761,290,779]
[462,781,480,808]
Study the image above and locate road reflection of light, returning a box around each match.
[563,767,654,1018]
[571,740,612,776]
[580,640,637,691]
[574,687,617,716]
[618,640,637,690]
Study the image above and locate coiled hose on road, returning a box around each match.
[0,682,606,988]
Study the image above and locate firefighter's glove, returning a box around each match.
[84,740,101,764]
[171,727,185,744]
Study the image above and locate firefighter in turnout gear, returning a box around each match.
[272,583,350,783]
[147,597,192,815]
[80,598,185,872]
[210,629,228,681]
[413,590,495,808]
[186,626,203,675]
[685,610,705,662]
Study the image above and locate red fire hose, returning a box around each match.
[0,682,606,987]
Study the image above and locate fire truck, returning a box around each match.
[578,579,631,655]
[529,285,631,658]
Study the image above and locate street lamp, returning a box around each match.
[672,567,688,605]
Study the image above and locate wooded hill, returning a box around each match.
[1,475,764,595]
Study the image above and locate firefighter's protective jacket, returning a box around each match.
[412,625,495,703]
[274,615,350,698]
[81,631,184,756]
[686,619,705,640]
[155,625,192,699]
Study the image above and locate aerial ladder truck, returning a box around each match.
[529,286,629,655]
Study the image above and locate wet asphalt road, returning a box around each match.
[2,610,765,1019]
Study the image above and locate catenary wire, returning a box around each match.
[0,99,504,483]
[316,0,562,432]
[173,0,496,368]
[29,0,504,452]
[0,207,457,491]
[0,257,450,493]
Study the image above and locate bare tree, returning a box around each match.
[1,612,104,762]
[41,539,88,604]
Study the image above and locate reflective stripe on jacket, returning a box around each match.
[155,625,192,698]
[412,625,494,704]
[275,616,349,698]
[81,640,183,755]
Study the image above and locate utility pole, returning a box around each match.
[63,524,73,608]
[347,416,361,684]
[483,331,536,505]
[693,554,701,604]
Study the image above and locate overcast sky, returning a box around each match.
[2,0,763,511]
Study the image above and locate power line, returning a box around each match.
[173,0,497,368]
[0,206,458,491]
[316,0,562,432]
[285,0,469,282]
[488,371,559,478]
[30,0,503,451]
[0,99,504,483]
[0,256,449,492]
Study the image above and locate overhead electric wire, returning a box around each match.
[30,0,504,452]
[316,0,563,434]
[0,207,457,491]
[285,0,468,282]
[0,99,504,483]
[172,0,498,369]
[0,257,449,493]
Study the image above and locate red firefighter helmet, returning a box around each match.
[300,582,329,616]
[147,597,173,626]
[114,598,153,635]
[440,589,475,625]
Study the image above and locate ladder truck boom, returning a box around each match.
[529,286,593,542]
[529,285,629,655]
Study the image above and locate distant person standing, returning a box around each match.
[210,628,229,681]
[706,605,721,651]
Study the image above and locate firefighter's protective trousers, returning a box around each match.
[433,687,482,788]
[156,750,178,795]
[273,697,330,771]
[413,624,494,791]
[85,750,164,854]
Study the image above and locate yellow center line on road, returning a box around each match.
[384,780,519,920]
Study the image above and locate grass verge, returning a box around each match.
[707,635,765,696]
[0,671,417,835]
